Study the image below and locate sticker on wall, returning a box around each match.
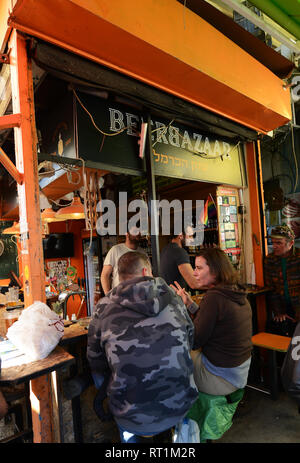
[24,265,29,281]
[66,266,77,280]
[46,260,68,279]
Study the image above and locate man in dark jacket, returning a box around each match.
[160,223,198,290]
[264,225,300,336]
[87,251,198,443]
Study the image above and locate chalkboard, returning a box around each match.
[0,221,19,279]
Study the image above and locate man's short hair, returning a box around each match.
[270,225,295,241]
[118,251,151,280]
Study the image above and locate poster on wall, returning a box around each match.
[281,193,300,247]
[216,187,241,266]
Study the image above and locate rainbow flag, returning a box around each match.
[208,194,217,219]
[199,194,216,225]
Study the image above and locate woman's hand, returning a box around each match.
[170,281,193,307]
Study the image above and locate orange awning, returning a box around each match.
[1,0,292,133]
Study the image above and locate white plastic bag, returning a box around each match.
[7,301,64,361]
[173,417,200,443]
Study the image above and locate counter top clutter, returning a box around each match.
[0,286,22,308]
[0,305,90,389]
[0,305,90,366]
[3,301,65,363]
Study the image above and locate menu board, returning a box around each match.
[216,187,241,265]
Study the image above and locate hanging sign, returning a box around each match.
[76,91,246,186]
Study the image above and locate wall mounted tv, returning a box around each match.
[43,233,74,259]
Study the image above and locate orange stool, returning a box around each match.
[250,332,291,400]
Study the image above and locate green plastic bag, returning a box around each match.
[187,389,244,442]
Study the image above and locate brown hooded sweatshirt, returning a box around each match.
[190,285,252,368]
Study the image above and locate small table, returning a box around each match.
[0,346,75,386]
[0,345,75,442]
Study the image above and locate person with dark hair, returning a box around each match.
[87,251,198,443]
[160,220,198,290]
[171,248,252,395]
[264,225,300,337]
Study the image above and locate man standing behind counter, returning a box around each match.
[101,226,146,295]
[160,223,198,290]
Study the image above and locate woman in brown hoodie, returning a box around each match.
[171,248,252,396]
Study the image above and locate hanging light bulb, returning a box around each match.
[41,208,65,223]
[2,222,20,235]
[55,195,85,220]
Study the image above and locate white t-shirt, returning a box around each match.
[103,243,146,288]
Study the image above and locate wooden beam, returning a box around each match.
[0,113,21,129]
[0,63,11,116]
[246,141,267,331]
[0,146,23,184]
[9,29,54,443]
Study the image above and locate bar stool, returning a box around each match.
[249,332,291,400]
[0,384,33,443]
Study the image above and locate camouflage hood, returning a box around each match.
[87,276,198,435]
[105,276,175,317]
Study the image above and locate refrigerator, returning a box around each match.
[82,236,103,316]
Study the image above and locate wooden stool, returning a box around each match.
[250,332,291,400]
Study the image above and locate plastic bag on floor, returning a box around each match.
[173,417,200,443]
[7,301,64,361]
[187,389,244,442]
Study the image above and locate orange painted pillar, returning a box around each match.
[246,141,267,331]
[9,29,54,443]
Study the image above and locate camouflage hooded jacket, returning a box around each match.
[87,276,198,435]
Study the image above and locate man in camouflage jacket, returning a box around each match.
[87,251,198,442]
[264,225,300,334]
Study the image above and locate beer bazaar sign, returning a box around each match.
[76,92,245,186]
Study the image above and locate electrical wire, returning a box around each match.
[290,122,299,193]
[168,125,241,159]
[73,89,134,137]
